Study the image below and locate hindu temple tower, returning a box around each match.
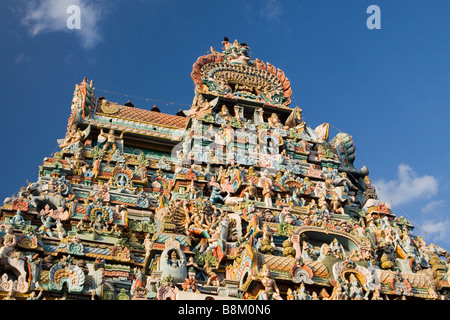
[0,38,448,300]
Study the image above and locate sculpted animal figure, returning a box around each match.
[223,191,245,207]
[25,182,67,210]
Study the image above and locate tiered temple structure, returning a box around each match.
[1,38,449,300]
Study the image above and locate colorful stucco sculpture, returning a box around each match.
[0,38,448,300]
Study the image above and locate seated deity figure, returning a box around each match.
[330,238,345,259]
[10,210,27,228]
[268,113,288,130]
[59,124,87,149]
[167,250,182,268]
[279,207,300,226]
[289,190,305,207]
[90,213,108,233]
[0,226,17,257]
[302,241,319,260]
[189,94,214,119]
[331,194,345,215]
[215,105,233,124]
[186,210,211,241]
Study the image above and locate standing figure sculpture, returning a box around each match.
[258,170,274,208]
[348,274,365,300]
[255,264,283,300]
[0,226,27,278]
[97,129,124,152]
[38,216,57,237]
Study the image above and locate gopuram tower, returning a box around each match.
[0,38,448,300]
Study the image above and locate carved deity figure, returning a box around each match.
[186,180,200,200]
[167,250,181,268]
[302,241,319,261]
[259,224,276,254]
[215,105,233,123]
[182,267,199,293]
[190,94,214,119]
[258,170,274,208]
[10,210,27,228]
[59,124,87,149]
[203,260,220,286]
[256,264,283,300]
[38,216,57,237]
[285,106,306,131]
[330,238,345,259]
[70,150,88,176]
[331,194,345,215]
[97,129,124,152]
[90,214,108,233]
[348,274,365,300]
[295,283,311,300]
[0,226,17,257]
[268,113,288,130]
[318,194,329,213]
[186,209,211,242]
[202,221,227,258]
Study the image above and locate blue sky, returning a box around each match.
[1,0,449,249]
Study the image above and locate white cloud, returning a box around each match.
[422,220,450,243]
[421,199,445,214]
[259,0,283,21]
[21,0,106,49]
[14,53,30,64]
[373,164,438,206]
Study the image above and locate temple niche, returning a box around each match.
[0,38,448,301]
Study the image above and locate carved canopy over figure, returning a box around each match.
[192,38,293,106]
